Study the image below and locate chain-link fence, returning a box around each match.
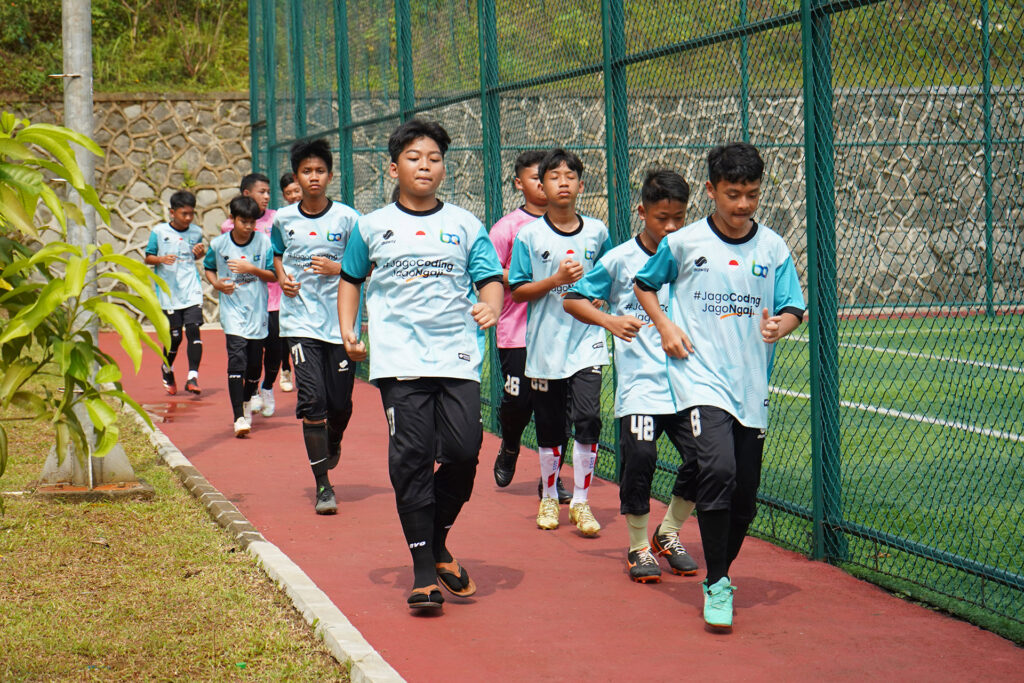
[249,0,1023,636]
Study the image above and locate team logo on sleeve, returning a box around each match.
[326,231,345,241]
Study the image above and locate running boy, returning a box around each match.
[508,148,613,536]
[272,139,362,515]
[564,169,699,583]
[489,150,569,501]
[144,189,206,395]
[220,173,283,417]
[634,142,805,629]
[338,118,503,611]
[205,196,276,437]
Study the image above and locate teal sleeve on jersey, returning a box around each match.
[507,238,532,286]
[270,223,286,256]
[634,237,678,290]
[598,236,614,259]
[467,227,503,284]
[202,249,217,271]
[569,260,613,301]
[264,248,275,273]
[340,223,371,280]
[145,232,159,255]
[773,254,806,315]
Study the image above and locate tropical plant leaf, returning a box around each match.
[108,388,154,430]
[94,363,121,384]
[86,301,143,371]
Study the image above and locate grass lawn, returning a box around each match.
[0,405,349,681]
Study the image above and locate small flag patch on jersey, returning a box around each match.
[566,249,575,256]
[729,259,739,267]
[309,231,318,236]
[415,230,426,236]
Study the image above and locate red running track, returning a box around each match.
[104,330,1022,681]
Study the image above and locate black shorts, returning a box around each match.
[618,413,698,516]
[678,405,765,520]
[498,347,532,408]
[378,377,483,513]
[530,366,603,447]
[164,304,203,328]
[224,334,264,378]
[286,337,356,421]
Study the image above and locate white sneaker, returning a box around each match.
[260,388,275,417]
[248,392,263,415]
[279,370,294,392]
[233,417,250,438]
[242,400,252,427]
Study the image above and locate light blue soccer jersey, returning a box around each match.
[203,231,273,339]
[508,214,613,380]
[569,236,674,418]
[145,222,205,311]
[340,201,503,382]
[634,216,806,428]
[271,200,360,344]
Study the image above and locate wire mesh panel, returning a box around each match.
[251,0,1024,635]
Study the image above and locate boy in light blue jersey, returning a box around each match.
[564,169,700,584]
[204,196,276,437]
[634,142,805,630]
[508,148,613,536]
[272,139,363,515]
[144,190,206,396]
[338,119,503,612]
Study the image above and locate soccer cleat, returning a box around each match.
[259,388,275,417]
[314,485,337,515]
[536,497,560,530]
[651,524,699,576]
[537,477,573,504]
[703,577,736,629]
[493,443,519,487]
[248,392,264,415]
[569,501,601,536]
[161,366,176,395]
[626,547,662,583]
[233,417,250,438]
[184,377,201,395]
[279,370,294,392]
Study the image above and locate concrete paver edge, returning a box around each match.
[126,408,405,683]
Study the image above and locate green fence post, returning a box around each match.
[478,0,503,433]
[289,0,307,139]
[601,0,630,245]
[248,0,261,175]
[334,0,354,206]
[801,0,845,563]
[982,0,994,316]
[395,0,414,119]
[740,0,750,142]
[264,0,279,207]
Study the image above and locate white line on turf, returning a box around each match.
[785,335,1024,375]
[770,386,1024,443]
[823,325,1018,337]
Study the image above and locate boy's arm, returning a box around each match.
[762,252,806,343]
[760,310,801,344]
[633,240,692,358]
[563,261,641,342]
[144,231,173,265]
[204,266,235,295]
[337,222,371,360]
[472,280,503,329]
[507,238,583,302]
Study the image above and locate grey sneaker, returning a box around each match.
[315,485,337,515]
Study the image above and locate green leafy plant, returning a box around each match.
[0,111,170,492]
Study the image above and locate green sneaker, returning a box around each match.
[702,576,735,629]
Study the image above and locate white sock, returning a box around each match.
[571,440,598,506]
[538,446,561,499]
[187,370,198,380]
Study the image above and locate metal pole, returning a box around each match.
[290,0,307,139]
[248,0,261,175]
[740,0,750,142]
[982,0,994,316]
[335,0,354,206]
[601,0,629,245]
[395,0,414,120]
[264,0,280,207]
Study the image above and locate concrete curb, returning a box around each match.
[126,408,405,683]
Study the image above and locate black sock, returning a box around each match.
[227,374,244,419]
[697,509,730,585]
[185,324,202,372]
[325,411,349,470]
[399,505,437,589]
[165,328,183,369]
[432,463,475,564]
[244,379,259,403]
[302,422,331,487]
[726,516,752,574]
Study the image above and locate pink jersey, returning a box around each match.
[489,206,542,348]
[220,208,281,311]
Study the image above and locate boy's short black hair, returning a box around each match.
[539,148,584,180]
[290,138,333,174]
[229,195,262,221]
[513,150,547,178]
[641,168,690,206]
[169,190,196,210]
[240,172,270,194]
[707,142,764,185]
[279,171,296,191]
[387,118,451,162]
